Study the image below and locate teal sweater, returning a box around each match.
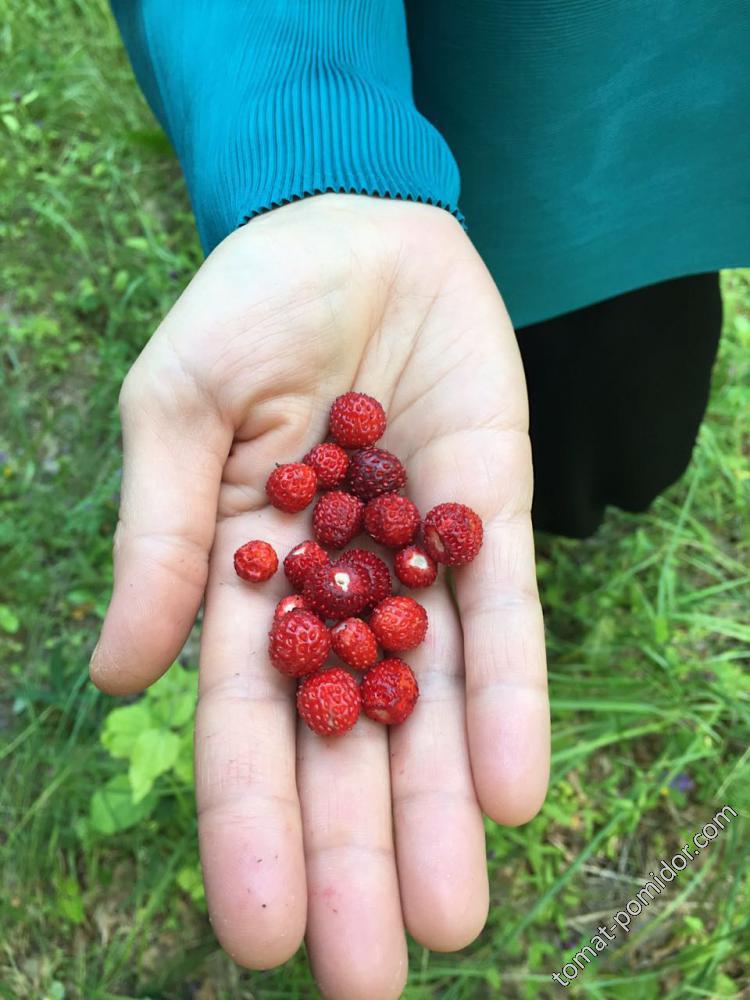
[112,1,749,327]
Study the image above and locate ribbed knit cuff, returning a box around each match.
[112,1,462,255]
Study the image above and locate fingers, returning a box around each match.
[297,708,408,1000]
[390,582,489,950]
[457,504,550,825]
[195,515,307,968]
[90,361,231,695]
[403,428,550,827]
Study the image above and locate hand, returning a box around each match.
[90,194,549,1000]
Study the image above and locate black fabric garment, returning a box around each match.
[516,273,723,538]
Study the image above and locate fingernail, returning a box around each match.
[89,639,101,669]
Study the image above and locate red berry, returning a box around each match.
[329,392,386,448]
[266,463,317,513]
[422,503,483,566]
[364,493,420,548]
[361,658,419,725]
[296,666,361,736]
[283,540,329,590]
[335,549,392,610]
[233,540,278,582]
[303,443,349,488]
[331,618,378,670]
[346,448,406,501]
[369,596,428,652]
[303,561,370,620]
[312,491,364,548]
[394,545,438,588]
[268,610,331,677]
[273,593,311,621]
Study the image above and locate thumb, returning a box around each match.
[90,358,232,695]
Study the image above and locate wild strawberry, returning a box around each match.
[394,544,438,588]
[303,442,349,488]
[273,593,311,621]
[268,609,331,677]
[346,447,406,500]
[283,540,329,590]
[369,596,428,652]
[363,493,420,548]
[361,658,419,725]
[335,549,392,610]
[296,666,361,736]
[266,462,317,513]
[331,618,378,670]
[329,392,386,448]
[303,561,370,620]
[422,503,483,565]
[233,540,278,582]
[312,491,364,548]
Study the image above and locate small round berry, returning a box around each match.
[296,666,361,736]
[329,392,387,448]
[304,561,370,620]
[268,610,331,677]
[394,545,438,588]
[273,593,311,621]
[266,463,318,513]
[361,658,419,725]
[331,618,378,670]
[369,596,428,652]
[336,549,392,610]
[364,493,420,548]
[233,540,278,582]
[283,540,329,591]
[422,503,483,566]
[346,448,406,501]
[303,443,349,488]
[312,491,364,549]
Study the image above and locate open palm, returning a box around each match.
[90,194,549,1000]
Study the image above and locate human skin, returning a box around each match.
[89,194,550,1000]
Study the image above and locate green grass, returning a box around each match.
[1,2,749,998]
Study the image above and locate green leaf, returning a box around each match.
[653,614,670,644]
[128,728,180,803]
[124,236,149,252]
[173,729,194,785]
[146,662,197,728]
[124,126,173,156]
[150,688,195,728]
[90,775,157,835]
[0,604,19,633]
[100,702,153,759]
[176,864,205,903]
[54,874,85,924]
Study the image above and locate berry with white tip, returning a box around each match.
[422,503,483,566]
[394,544,437,588]
[283,540,329,591]
[303,561,370,620]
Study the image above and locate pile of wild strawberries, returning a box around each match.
[233,392,483,737]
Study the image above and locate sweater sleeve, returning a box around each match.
[111,0,462,255]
